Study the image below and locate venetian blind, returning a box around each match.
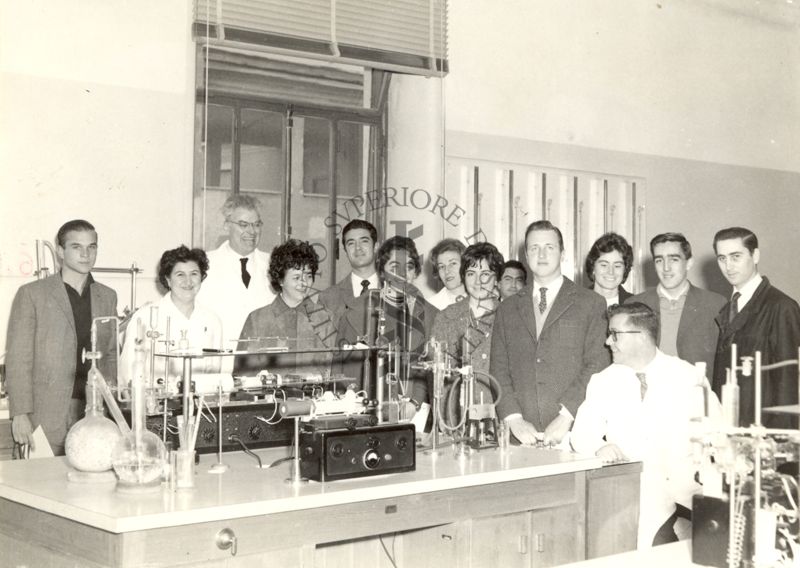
[194,0,448,76]
[200,48,367,109]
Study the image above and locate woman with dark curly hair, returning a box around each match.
[120,245,223,392]
[234,239,338,378]
[585,232,634,307]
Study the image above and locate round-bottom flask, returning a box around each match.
[65,369,122,483]
[112,431,167,493]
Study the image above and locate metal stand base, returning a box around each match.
[286,417,309,485]
[209,462,229,474]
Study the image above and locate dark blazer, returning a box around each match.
[334,291,438,404]
[713,277,800,428]
[319,273,360,325]
[431,298,496,374]
[490,277,610,429]
[618,286,633,305]
[6,274,118,450]
[431,298,496,403]
[629,284,726,377]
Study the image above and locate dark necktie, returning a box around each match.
[729,291,741,322]
[360,279,370,296]
[635,372,647,400]
[538,287,548,314]
[240,257,251,288]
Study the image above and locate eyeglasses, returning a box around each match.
[607,329,642,342]
[227,220,263,231]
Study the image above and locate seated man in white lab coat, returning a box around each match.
[571,302,718,548]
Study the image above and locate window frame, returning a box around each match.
[192,93,386,287]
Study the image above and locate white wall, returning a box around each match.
[445,0,800,172]
[0,1,196,354]
[440,0,800,300]
[386,74,446,296]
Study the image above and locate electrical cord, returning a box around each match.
[441,370,504,430]
[229,434,262,469]
[378,534,398,568]
[267,456,294,469]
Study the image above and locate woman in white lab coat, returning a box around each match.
[120,246,222,394]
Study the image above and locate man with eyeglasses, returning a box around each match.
[571,302,718,548]
[197,195,275,359]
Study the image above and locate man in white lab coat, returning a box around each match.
[197,195,275,362]
[571,302,716,548]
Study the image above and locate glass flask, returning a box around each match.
[65,366,123,480]
[112,327,167,492]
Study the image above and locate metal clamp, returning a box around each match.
[216,528,237,556]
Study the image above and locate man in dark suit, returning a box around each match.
[712,227,800,428]
[491,220,609,445]
[628,233,725,377]
[6,220,118,455]
[319,219,379,323]
[333,236,437,405]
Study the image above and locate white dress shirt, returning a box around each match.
[349,272,379,297]
[532,275,564,312]
[571,349,719,548]
[734,272,762,312]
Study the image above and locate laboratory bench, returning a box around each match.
[0,446,641,567]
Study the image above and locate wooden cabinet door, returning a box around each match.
[585,463,641,558]
[530,505,581,567]
[468,512,531,568]
[401,523,459,567]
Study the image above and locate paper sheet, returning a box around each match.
[28,426,54,459]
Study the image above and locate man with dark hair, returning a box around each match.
[628,232,725,377]
[498,260,527,300]
[334,235,437,402]
[712,227,800,427]
[197,194,275,355]
[491,220,609,445]
[319,219,379,322]
[6,220,117,455]
[572,302,714,548]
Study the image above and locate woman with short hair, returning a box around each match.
[120,245,222,392]
[234,239,338,379]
